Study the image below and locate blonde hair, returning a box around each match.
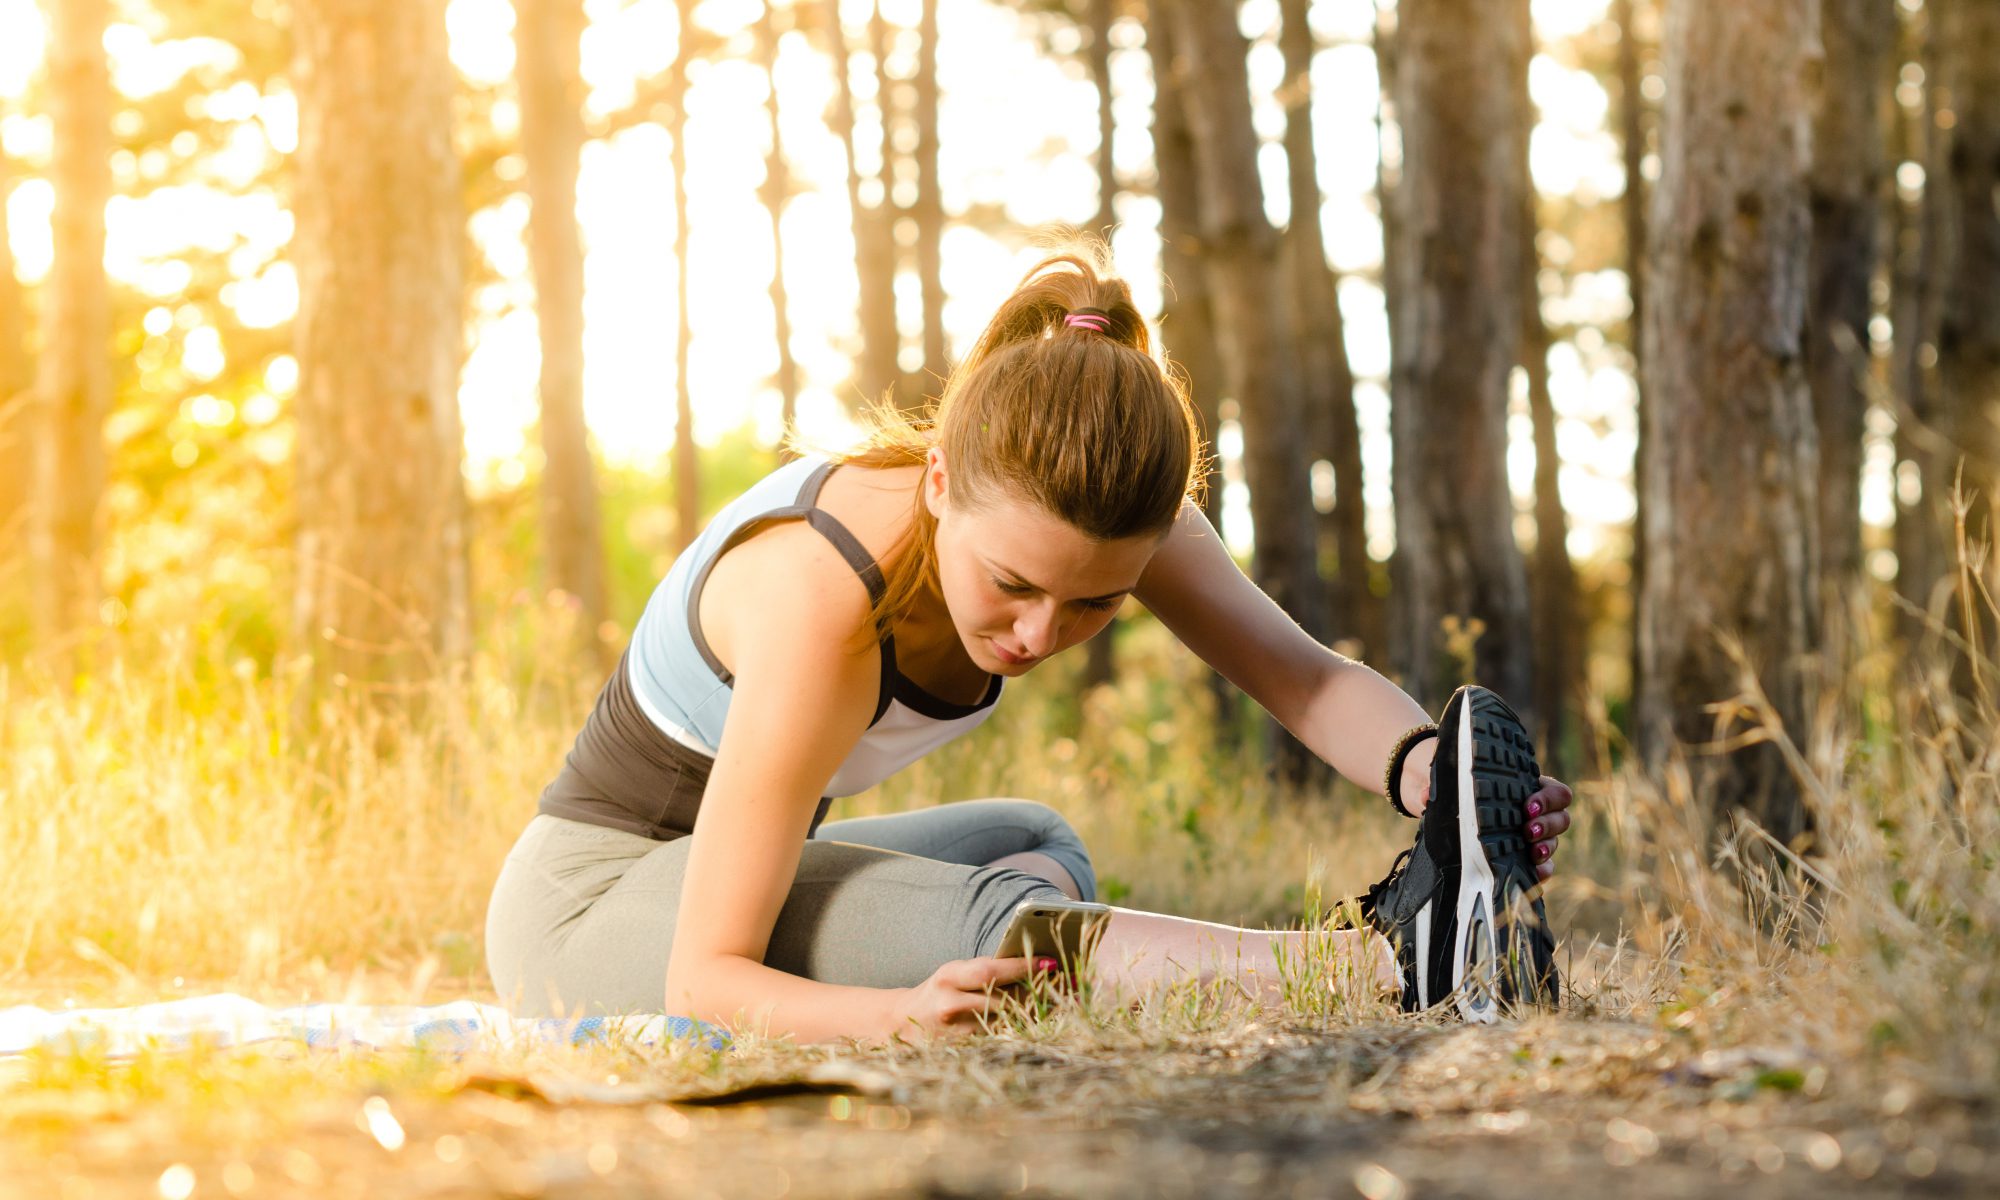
[788,242,1208,654]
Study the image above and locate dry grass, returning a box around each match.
[2,574,1997,1194]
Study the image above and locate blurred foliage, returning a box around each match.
[0,0,1696,735]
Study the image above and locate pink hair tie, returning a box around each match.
[1064,309,1114,334]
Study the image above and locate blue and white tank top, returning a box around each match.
[624,453,1004,797]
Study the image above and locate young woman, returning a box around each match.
[484,251,1575,1042]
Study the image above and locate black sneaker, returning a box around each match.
[1360,685,1558,1021]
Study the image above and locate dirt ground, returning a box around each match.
[3,1012,1992,1199]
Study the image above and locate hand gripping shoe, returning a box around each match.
[1360,685,1559,1021]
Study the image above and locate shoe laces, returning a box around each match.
[1364,845,1416,918]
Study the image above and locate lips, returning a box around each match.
[991,641,1036,666]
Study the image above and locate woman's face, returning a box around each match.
[922,448,1162,675]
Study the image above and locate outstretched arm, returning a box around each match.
[1134,501,1429,791]
[1133,501,1572,875]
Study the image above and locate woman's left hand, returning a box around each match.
[1525,776,1572,882]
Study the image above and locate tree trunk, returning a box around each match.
[910,0,945,405]
[32,0,113,652]
[1386,0,1534,714]
[1935,0,2000,583]
[0,149,30,574]
[1893,0,1949,622]
[1280,0,1378,662]
[1636,0,1820,848]
[1515,0,1576,773]
[292,0,470,695]
[671,0,700,550]
[1081,0,1119,692]
[516,0,611,660]
[1147,4,1237,746]
[1162,0,1326,640]
[1088,0,1116,243]
[862,1,903,407]
[758,1,802,458]
[1162,0,1329,783]
[1613,0,1650,718]
[1373,2,1408,672]
[1808,0,1893,598]
[825,0,898,411]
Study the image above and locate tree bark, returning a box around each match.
[32,0,113,651]
[825,0,898,411]
[1636,0,1820,848]
[1808,0,1893,597]
[0,149,30,571]
[1081,0,1119,692]
[671,0,700,550]
[1934,0,2000,576]
[1162,0,1329,782]
[292,0,471,694]
[758,1,802,457]
[1147,4,1237,744]
[1514,0,1576,773]
[1280,0,1378,662]
[1161,0,1327,640]
[1613,0,1650,716]
[1373,3,1406,672]
[910,0,945,403]
[516,0,611,659]
[1386,0,1535,714]
[862,2,903,407]
[1893,0,1948,621]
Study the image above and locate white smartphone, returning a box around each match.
[993,897,1113,969]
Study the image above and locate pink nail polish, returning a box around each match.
[1527,800,1542,816]
[1529,822,1543,839]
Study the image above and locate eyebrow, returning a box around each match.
[987,562,1133,605]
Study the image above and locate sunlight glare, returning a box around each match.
[0,0,42,99]
[446,0,516,85]
[6,176,52,283]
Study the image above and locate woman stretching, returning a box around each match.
[485,250,1575,1042]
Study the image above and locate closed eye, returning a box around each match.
[991,576,1124,611]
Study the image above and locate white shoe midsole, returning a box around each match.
[1414,899,1432,1006]
[1450,697,1498,1022]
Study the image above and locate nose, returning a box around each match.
[1014,601,1061,659]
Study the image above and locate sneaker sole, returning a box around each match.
[1448,687,1553,1021]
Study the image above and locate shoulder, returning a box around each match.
[811,461,926,571]
[1135,499,1226,603]
[703,519,877,658]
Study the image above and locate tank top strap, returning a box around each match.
[682,458,896,725]
[795,461,888,608]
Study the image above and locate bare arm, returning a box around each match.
[662,525,906,1044]
[1133,501,1438,805]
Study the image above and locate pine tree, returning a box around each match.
[516,0,612,660]
[32,0,114,649]
[1384,0,1535,713]
[291,0,471,694]
[1636,0,1820,845]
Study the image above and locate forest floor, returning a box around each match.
[2,962,1993,1200]
[6,619,1996,1197]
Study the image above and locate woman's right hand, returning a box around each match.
[883,955,1048,1041]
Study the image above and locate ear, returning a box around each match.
[922,446,949,520]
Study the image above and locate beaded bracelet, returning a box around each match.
[1383,723,1439,818]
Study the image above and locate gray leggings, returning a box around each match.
[484,799,1097,1018]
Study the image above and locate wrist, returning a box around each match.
[1384,723,1438,817]
[1400,749,1433,816]
[875,987,915,1042]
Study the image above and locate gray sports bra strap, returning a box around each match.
[791,463,885,600]
[683,460,896,724]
